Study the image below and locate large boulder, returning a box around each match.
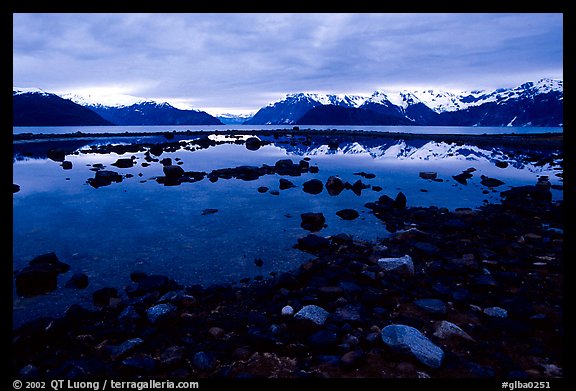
[381,324,444,368]
[300,212,326,232]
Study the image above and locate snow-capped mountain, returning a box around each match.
[13,88,223,126]
[13,88,113,126]
[243,92,366,125]
[246,78,562,127]
[216,113,255,125]
[88,101,222,126]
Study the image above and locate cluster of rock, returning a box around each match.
[13,181,563,379]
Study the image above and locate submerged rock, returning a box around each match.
[480,175,505,188]
[381,324,444,368]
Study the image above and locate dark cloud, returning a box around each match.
[13,13,563,114]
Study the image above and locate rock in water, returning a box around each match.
[381,324,444,368]
[336,209,359,220]
[325,176,345,196]
[163,165,185,179]
[302,179,324,194]
[394,192,407,208]
[300,212,326,232]
[378,255,414,276]
[294,305,329,326]
[279,178,296,190]
[245,137,262,151]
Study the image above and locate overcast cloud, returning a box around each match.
[13,13,563,114]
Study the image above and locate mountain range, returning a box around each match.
[13,78,562,127]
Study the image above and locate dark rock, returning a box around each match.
[192,351,215,371]
[308,330,338,348]
[257,186,269,193]
[340,350,365,369]
[163,165,185,179]
[130,271,148,283]
[302,179,324,194]
[413,298,448,315]
[453,170,474,185]
[93,287,120,307]
[47,148,66,162]
[279,178,296,190]
[354,172,376,179]
[149,145,164,156]
[64,272,89,289]
[269,190,280,196]
[160,157,172,166]
[349,179,370,196]
[14,267,58,297]
[394,192,407,208]
[245,137,262,151]
[300,212,326,232]
[326,176,345,196]
[495,160,509,168]
[201,208,218,215]
[254,258,264,267]
[13,184,20,193]
[61,161,73,170]
[296,234,330,253]
[419,172,438,180]
[121,355,157,372]
[88,170,122,188]
[309,166,320,173]
[274,159,301,176]
[111,158,134,168]
[336,209,359,220]
[480,175,505,187]
[29,252,70,274]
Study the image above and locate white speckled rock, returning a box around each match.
[483,306,508,318]
[433,320,475,342]
[381,324,444,368]
[146,303,176,324]
[281,305,294,316]
[294,305,329,326]
[377,255,414,276]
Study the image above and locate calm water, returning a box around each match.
[13,124,563,135]
[12,132,563,328]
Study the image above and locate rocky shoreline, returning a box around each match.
[13,178,564,379]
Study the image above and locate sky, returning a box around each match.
[13,13,563,115]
